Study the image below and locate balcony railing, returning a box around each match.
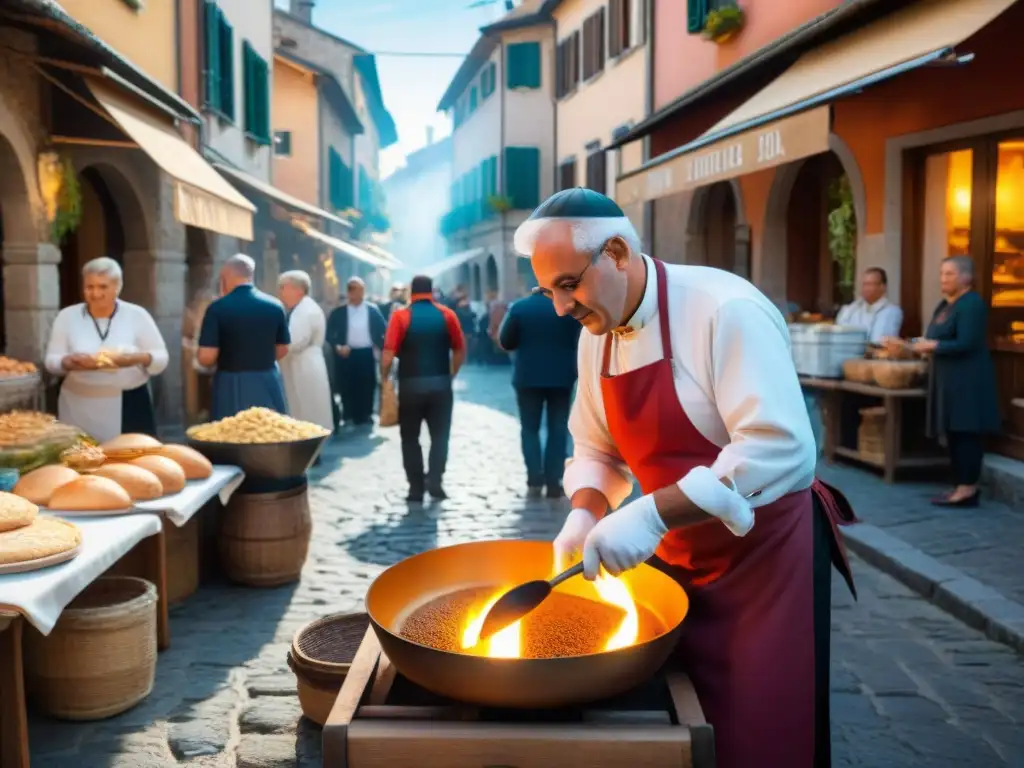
[439,198,506,237]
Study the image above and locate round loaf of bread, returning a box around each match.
[0,491,39,532]
[101,433,163,460]
[92,463,163,501]
[130,455,186,495]
[14,465,81,506]
[156,444,212,480]
[48,475,132,511]
[0,516,81,565]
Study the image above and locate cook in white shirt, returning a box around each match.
[835,267,903,342]
[278,270,334,434]
[45,257,169,443]
[516,188,857,768]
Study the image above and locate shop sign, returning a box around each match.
[616,105,831,206]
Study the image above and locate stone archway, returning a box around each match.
[456,263,471,295]
[685,179,750,278]
[761,135,867,309]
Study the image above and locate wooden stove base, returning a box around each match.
[323,628,716,768]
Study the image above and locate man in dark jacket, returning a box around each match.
[326,277,388,427]
[382,274,466,502]
[498,291,581,498]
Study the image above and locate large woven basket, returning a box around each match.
[24,576,157,720]
[288,612,370,726]
[857,406,887,463]
[842,358,875,384]
[872,360,928,390]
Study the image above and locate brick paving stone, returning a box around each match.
[21,367,1024,766]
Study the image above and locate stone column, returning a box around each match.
[3,242,60,363]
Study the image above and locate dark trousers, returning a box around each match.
[121,383,158,436]
[812,494,833,768]
[338,347,376,425]
[399,388,454,492]
[515,387,572,488]
[947,431,984,485]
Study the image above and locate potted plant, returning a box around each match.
[702,3,745,44]
[487,194,513,213]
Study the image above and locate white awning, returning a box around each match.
[294,221,391,269]
[422,248,486,278]
[364,243,403,269]
[214,163,351,229]
[86,78,255,240]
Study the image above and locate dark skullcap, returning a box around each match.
[514,188,630,256]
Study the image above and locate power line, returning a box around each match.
[369,50,470,58]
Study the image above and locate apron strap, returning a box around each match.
[600,258,673,378]
[811,478,859,600]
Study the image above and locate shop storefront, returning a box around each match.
[615,0,1024,459]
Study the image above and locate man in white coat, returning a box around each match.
[278,271,334,432]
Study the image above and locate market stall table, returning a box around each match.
[801,376,947,482]
[0,513,164,768]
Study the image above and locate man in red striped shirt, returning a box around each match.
[381,274,467,502]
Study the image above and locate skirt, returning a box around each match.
[211,369,288,421]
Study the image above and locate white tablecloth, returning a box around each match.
[0,513,163,635]
[135,465,245,527]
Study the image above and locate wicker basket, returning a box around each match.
[166,516,200,604]
[24,576,157,720]
[842,358,875,384]
[0,372,41,413]
[857,406,886,463]
[288,612,370,726]
[872,360,928,390]
[219,481,312,587]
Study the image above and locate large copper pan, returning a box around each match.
[365,539,689,708]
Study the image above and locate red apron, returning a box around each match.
[599,259,857,768]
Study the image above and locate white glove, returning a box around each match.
[581,494,667,580]
[552,508,597,571]
[678,466,755,537]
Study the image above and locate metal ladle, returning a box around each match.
[477,488,762,642]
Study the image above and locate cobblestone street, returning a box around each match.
[25,367,1024,767]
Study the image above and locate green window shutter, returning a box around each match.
[204,1,220,110]
[488,156,498,203]
[258,55,271,142]
[489,62,497,95]
[328,148,341,209]
[687,0,708,34]
[218,16,234,120]
[469,86,478,113]
[242,42,253,134]
[507,42,541,89]
[503,147,540,210]
[451,180,461,208]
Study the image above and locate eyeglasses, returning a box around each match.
[533,252,597,299]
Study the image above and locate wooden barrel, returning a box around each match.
[24,577,157,720]
[219,481,311,587]
[166,515,200,604]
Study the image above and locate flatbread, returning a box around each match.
[0,516,81,565]
[0,491,38,533]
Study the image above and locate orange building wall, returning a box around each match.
[652,0,844,112]
[177,0,200,147]
[272,59,320,205]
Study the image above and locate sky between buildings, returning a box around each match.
[274,0,509,178]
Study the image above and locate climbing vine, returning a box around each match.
[50,156,83,245]
[827,174,857,306]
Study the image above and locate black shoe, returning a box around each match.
[407,489,424,503]
[546,485,565,499]
[931,491,980,508]
[527,486,544,499]
[427,486,448,501]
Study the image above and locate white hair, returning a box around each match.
[224,253,256,279]
[347,276,365,288]
[513,216,643,260]
[278,270,311,294]
[82,257,123,293]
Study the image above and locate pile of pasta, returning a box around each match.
[187,407,329,444]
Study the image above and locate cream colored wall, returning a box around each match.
[61,0,177,90]
[204,0,274,181]
[450,53,503,179]
[502,26,556,202]
[554,0,646,198]
[272,59,319,206]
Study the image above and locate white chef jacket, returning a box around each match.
[565,255,817,510]
[835,297,903,343]
[44,301,169,443]
[280,296,334,432]
[347,303,372,349]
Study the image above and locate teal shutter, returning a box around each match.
[507,42,541,89]
[242,43,270,143]
[258,55,270,142]
[488,156,498,204]
[469,86,478,113]
[503,147,540,210]
[328,148,340,209]
[687,0,708,34]
[204,1,220,110]
[218,17,234,120]
[243,42,253,133]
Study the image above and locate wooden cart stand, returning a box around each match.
[323,627,716,768]
[0,527,168,768]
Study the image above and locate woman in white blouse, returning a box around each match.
[45,257,169,442]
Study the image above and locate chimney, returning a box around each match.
[290,0,315,23]
[426,127,434,146]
